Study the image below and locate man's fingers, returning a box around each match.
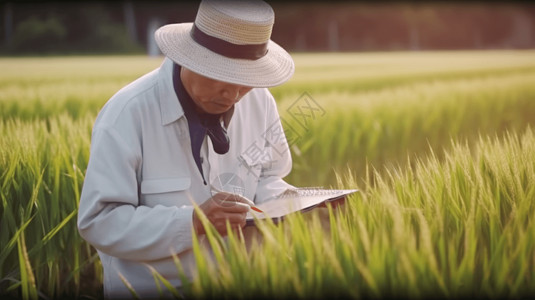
[211,192,256,208]
[232,202,251,211]
[237,196,256,207]
[210,194,251,212]
[195,192,251,236]
[213,202,250,213]
[213,192,239,203]
[211,210,247,224]
[213,218,246,235]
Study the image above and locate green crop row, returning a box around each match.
[1,51,534,298]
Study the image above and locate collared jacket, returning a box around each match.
[77,58,293,299]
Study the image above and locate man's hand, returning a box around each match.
[192,192,251,236]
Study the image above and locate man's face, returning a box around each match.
[181,67,253,115]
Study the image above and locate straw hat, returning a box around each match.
[155,0,294,88]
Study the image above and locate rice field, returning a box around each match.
[1,50,535,299]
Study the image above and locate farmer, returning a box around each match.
[77,0,295,298]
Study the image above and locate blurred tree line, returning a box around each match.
[1,1,534,55]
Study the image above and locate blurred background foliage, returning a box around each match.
[1,1,534,55]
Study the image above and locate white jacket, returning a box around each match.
[77,58,293,299]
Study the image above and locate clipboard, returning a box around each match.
[245,188,358,226]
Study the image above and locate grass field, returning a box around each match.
[1,50,535,299]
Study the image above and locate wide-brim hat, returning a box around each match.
[155,0,294,88]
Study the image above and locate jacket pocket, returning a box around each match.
[141,177,191,194]
[140,177,191,207]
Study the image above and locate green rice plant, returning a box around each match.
[282,72,535,187]
[270,50,535,99]
[0,56,162,121]
[2,51,535,121]
[176,126,535,299]
[1,51,535,299]
[0,114,100,299]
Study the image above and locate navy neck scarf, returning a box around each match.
[172,64,231,183]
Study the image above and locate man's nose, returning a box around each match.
[221,86,241,101]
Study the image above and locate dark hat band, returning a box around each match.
[191,24,268,60]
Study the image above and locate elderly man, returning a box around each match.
[77,0,294,298]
